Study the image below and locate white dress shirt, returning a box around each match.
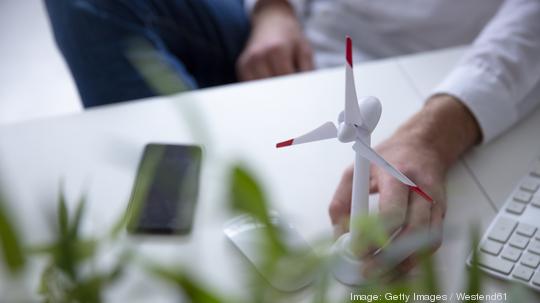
[246,0,540,143]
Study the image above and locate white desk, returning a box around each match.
[0,47,508,301]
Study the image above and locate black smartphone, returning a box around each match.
[127,144,202,235]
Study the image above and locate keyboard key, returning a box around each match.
[478,253,514,275]
[513,265,534,281]
[529,240,540,255]
[521,252,540,268]
[510,234,530,249]
[514,191,533,203]
[506,202,526,215]
[532,196,540,208]
[488,217,518,243]
[521,178,540,193]
[516,223,537,237]
[501,247,522,262]
[481,240,503,256]
[533,272,540,286]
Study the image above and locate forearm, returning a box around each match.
[394,94,481,170]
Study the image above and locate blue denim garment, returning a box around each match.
[45,0,249,107]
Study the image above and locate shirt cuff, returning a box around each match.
[430,64,518,143]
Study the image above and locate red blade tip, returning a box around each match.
[346,36,353,67]
[409,186,434,203]
[276,139,294,148]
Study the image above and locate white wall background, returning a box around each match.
[0,0,81,125]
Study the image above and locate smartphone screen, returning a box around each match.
[127,144,202,235]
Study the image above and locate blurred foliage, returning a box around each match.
[126,38,190,96]
[465,225,482,303]
[32,192,129,303]
[0,164,530,302]
[126,38,213,147]
[0,193,25,274]
[228,165,286,255]
[147,265,227,303]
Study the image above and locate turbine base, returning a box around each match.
[331,233,366,286]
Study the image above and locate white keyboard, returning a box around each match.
[468,157,540,290]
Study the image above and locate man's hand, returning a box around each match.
[329,95,481,274]
[236,0,314,81]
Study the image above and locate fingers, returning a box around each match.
[428,190,445,253]
[251,58,272,80]
[377,175,409,234]
[329,166,353,236]
[237,49,295,81]
[237,38,313,81]
[369,166,378,193]
[362,254,417,281]
[268,47,295,76]
[405,191,432,233]
[369,187,445,278]
[295,41,314,72]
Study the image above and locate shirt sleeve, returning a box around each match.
[244,0,308,21]
[431,0,540,143]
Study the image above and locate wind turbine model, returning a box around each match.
[276,36,433,285]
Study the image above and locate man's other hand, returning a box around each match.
[237,0,314,81]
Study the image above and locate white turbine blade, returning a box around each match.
[353,139,416,187]
[276,122,337,148]
[344,36,362,125]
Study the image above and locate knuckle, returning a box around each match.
[397,163,416,178]
[248,50,265,62]
[421,174,438,189]
[267,43,287,57]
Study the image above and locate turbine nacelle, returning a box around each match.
[337,123,357,143]
[358,96,382,133]
[337,96,382,143]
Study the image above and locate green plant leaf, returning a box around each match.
[69,195,86,239]
[149,265,226,303]
[227,165,285,254]
[126,38,190,95]
[464,225,482,303]
[55,190,77,280]
[228,165,270,224]
[349,214,389,254]
[57,190,69,238]
[124,145,165,235]
[0,194,25,273]
[419,252,439,298]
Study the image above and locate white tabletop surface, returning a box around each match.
[1,46,533,301]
